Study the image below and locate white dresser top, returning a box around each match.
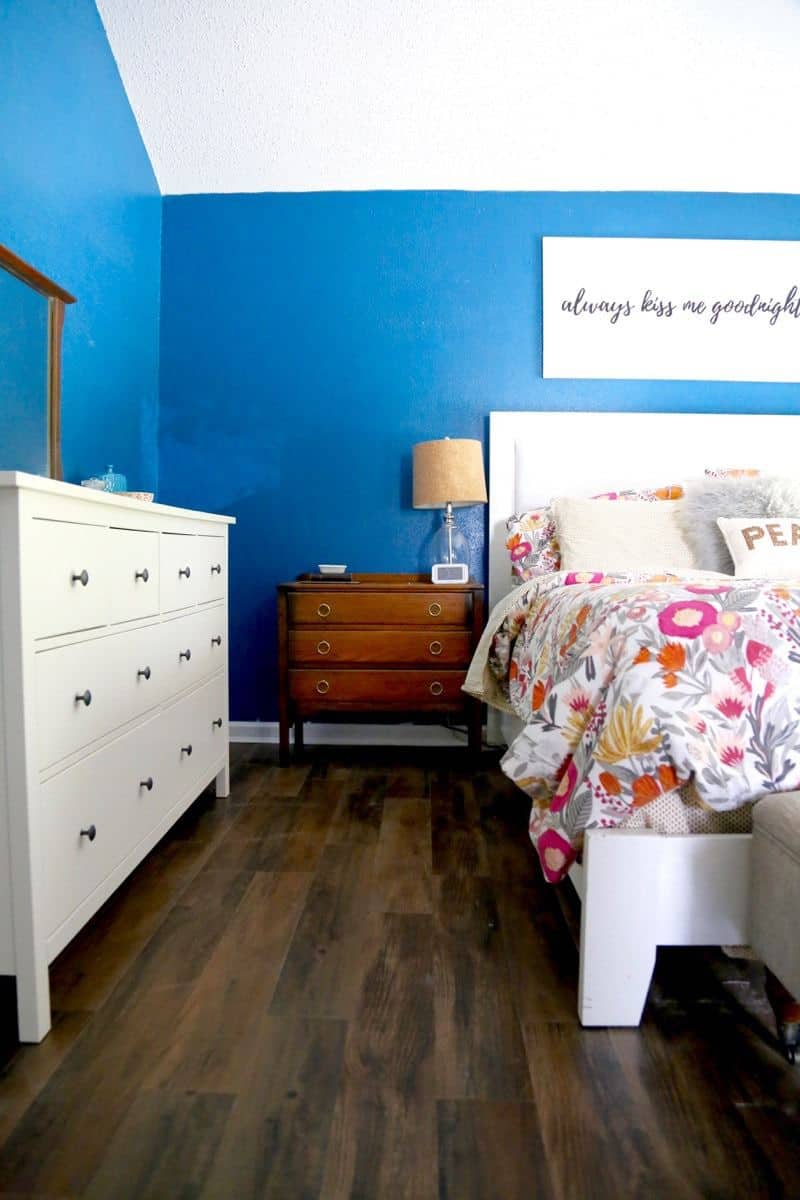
[0,472,236,525]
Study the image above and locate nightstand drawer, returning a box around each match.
[289,668,467,706]
[289,629,473,666]
[288,591,471,627]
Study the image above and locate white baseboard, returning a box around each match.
[230,720,470,747]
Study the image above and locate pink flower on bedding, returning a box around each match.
[551,761,578,812]
[564,571,604,585]
[746,640,773,670]
[510,540,533,561]
[716,695,745,720]
[536,828,576,883]
[657,600,718,639]
[684,584,734,595]
[702,624,733,653]
[730,667,752,696]
[720,744,745,767]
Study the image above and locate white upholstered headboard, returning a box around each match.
[488,410,800,612]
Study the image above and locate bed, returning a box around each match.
[475,410,800,1027]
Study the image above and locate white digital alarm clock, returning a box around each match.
[431,562,469,584]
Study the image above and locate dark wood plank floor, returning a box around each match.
[1,744,800,1198]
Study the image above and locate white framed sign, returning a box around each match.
[542,237,800,383]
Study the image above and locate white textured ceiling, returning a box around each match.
[96,0,800,195]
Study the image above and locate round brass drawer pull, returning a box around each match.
[316,679,330,694]
[428,602,442,617]
[317,640,331,655]
[429,640,443,656]
[317,602,332,618]
[429,681,444,696]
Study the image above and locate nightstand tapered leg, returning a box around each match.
[294,719,304,756]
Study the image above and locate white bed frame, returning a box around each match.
[489,410,800,1026]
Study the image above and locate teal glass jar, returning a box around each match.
[101,465,127,493]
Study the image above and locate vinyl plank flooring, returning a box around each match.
[325,775,386,845]
[146,871,311,1093]
[1,746,800,1199]
[0,986,193,1197]
[374,797,433,873]
[320,913,436,1200]
[0,1013,90,1151]
[497,878,579,1025]
[522,1021,686,1200]
[431,774,490,877]
[270,843,381,1019]
[198,1016,347,1200]
[434,874,532,1101]
[83,1091,234,1200]
[438,1099,554,1200]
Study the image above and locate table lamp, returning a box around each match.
[412,437,487,582]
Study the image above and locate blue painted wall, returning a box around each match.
[0,0,161,490]
[159,191,800,721]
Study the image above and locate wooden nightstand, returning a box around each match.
[277,573,484,764]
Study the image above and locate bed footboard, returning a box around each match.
[573,829,752,1027]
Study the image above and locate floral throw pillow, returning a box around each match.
[506,485,685,582]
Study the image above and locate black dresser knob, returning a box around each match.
[139,777,154,791]
[181,744,193,756]
[211,563,222,575]
[137,666,151,680]
[135,567,150,582]
[71,569,89,587]
[211,635,222,647]
[212,717,223,729]
[179,566,191,579]
[80,825,97,842]
[179,649,192,661]
[75,689,92,707]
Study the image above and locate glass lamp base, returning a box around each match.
[420,512,470,574]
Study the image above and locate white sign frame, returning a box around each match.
[542,236,800,383]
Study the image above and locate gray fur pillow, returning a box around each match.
[679,477,800,573]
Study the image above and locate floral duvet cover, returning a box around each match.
[466,570,800,883]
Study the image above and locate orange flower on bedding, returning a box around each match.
[599,771,622,795]
[632,774,660,807]
[654,485,684,500]
[658,763,680,792]
[662,672,679,688]
[633,646,651,665]
[657,643,686,672]
[531,679,547,710]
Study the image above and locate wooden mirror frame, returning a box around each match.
[0,242,76,480]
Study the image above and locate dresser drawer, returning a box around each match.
[35,623,163,769]
[288,590,472,627]
[288,629,473,666]
[196,535,226,605]
[107,528,159,624]
[40,712,166,937]
[160,605,227,698]
[160,672,227,800]
[289,668,468,707]
[160,533,201,612]
[28,519,109,639]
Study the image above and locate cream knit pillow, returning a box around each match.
[552,497,698,572]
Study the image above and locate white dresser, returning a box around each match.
[0,473,235,1042]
